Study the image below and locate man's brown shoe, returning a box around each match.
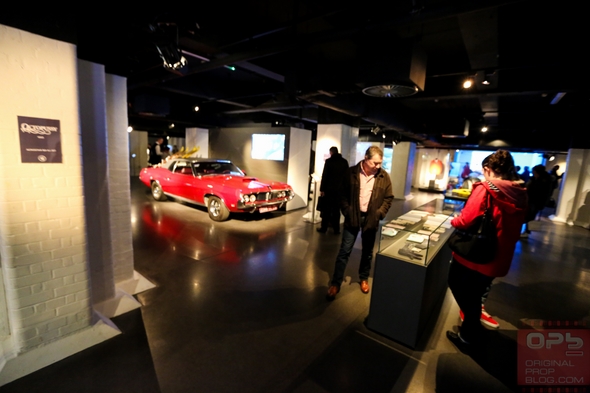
[360,280,370,294]
[326,285,340,300]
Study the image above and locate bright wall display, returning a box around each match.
[383,147,393,172]
[414,150,451,191]
[354,142,391,170]
[251,133,285,161]
[450,150,544,187]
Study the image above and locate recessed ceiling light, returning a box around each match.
[194,106,200,112]
[463,79,473,89]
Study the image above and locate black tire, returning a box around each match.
[207,196,230,221]
[151,182,166,201]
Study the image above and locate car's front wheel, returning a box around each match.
[151,181,166,201]
[207,196,230,221]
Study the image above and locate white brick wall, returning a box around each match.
[0,25,92,351]
[106,74,135,284]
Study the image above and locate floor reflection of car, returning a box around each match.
[139,158,295,221]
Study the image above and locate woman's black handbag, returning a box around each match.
[448,192,497,264]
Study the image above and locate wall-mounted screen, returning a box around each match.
[251,134,285,161]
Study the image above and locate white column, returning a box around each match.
[186,127,209,158]
[105,74,135,285]
[390,142,416,199]
[78,60,116,306]
[286,127,311,211]
[128,130,148,176]
[0,25,120,385]
[314,124,357,176]
[551,149,590,228]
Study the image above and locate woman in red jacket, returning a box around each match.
[447,150,528,350]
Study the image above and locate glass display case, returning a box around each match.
[377,198,463,266]
[367,197,465,348]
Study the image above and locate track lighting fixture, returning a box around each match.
[151,23,188,72]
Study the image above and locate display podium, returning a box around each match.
[366,198,462,348]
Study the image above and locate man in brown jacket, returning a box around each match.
[326,146,393,300]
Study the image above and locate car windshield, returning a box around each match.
[193,162,244,176]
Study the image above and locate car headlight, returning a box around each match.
[249,194,257,202]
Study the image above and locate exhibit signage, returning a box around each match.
[18,116,62,163]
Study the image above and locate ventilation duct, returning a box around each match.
[358,40,427,98]
[362,84,419,98]
[289,39,426,98]
[441,119,470,138]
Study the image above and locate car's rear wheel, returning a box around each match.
[151,182,166,201]
[208,196,230,221]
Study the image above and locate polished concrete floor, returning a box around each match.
[1,178,589,393]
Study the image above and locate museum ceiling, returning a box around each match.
[1,1,586,152]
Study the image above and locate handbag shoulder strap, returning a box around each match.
[483,180,499,210]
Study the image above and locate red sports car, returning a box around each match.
[139,158,295,221]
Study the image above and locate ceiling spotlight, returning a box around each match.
[127,126,133,133]
[382,133,386,139]
[482,79,490,85]
[463,79,473,89]
[194,106,200,112]
[169,123,175,129]
[549,155,555,161]
[481,126,488,132]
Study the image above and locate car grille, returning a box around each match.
[255,191,288,201]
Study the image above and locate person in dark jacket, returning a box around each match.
[317,146,349,234]
[521,164,553,238]
[326,146,393,300]
[149,137,164,166]
[446,149,528,350]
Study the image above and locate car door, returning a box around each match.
[167,162,194,200]
[191,162,213,205]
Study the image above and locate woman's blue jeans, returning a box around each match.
[330,224,377,287]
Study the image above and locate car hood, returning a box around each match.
[210,175,291,190]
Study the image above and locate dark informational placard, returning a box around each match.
[18,116,62,163]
